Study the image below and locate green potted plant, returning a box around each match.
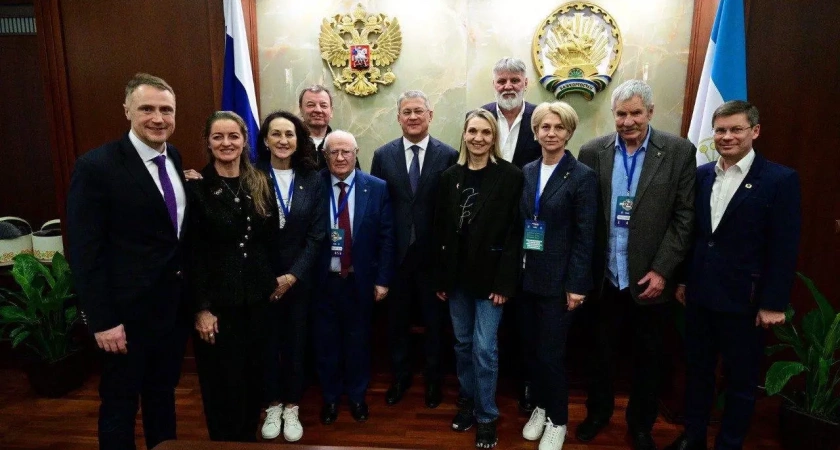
[0,252,87,397]
[764,272,839,450]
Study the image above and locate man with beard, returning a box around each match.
[477,57,542,416]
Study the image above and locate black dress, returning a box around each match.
[187,163,279,442]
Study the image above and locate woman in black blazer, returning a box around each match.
[189,111,281,441]
[434,108,523,449]
[256,110,326,443]
[518,102,597,450]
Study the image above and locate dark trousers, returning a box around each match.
[314,273,372,403]
[684,303,764,450]
[387,244,443,383]
[263,285,309,404]
[584,281,670,433]
[98,323,189,450]
[500,292,535,389]
[195,304,267,442]
[521,291,576,425]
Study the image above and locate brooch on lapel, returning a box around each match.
[656,151,662,157]
[213,188,223,196]
[564,172,570,179]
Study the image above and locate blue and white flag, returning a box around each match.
[687,0,747,166]
[223,0,260,161]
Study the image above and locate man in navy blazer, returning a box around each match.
[314,130,395,425]
[371,90,458,409]
[666,102,801,450]
[479,57,543,413]
[66,73,190,450]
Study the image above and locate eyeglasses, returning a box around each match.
[400,108,428,117]
[713,126,752,136]
[325,149,356,159]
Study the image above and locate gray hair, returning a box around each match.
[610,79,653,110]
[712,100,760,127]
[493,57,527,76]
[396,90,431,111]
[323,129,358,151]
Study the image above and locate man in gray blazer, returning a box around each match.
[371,90,458,409]
[576,80,695,450]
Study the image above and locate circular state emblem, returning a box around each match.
[532,2,623,101]
[620,198,633,212]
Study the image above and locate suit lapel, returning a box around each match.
[390,140,413,199]
[698,168,716,236]
[598,140,615,225]
[352,169,370,236]
[539,152,575,207]
[716,154,765,232]
[634,130,664,206]
[523,161,539,218]
[118,136,172,229]
[417,139,441,195]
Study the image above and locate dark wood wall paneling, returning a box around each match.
[0,3,56,227]
[56,0,224,173]
[746,1,840,310]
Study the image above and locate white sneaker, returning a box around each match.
[523,406,547,440]
[538,419,566,450]
[282,404,303,442]
[261,404,283,440]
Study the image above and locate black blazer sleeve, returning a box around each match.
[287,173,327,282]
[66,155,119,333]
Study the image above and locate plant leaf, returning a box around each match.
[765,343,792,356]
[65,306,78,327]
[765,361,807,396]
[11,329,30,348]
[822,313,840,360]
[803,309,827,349]
[797,272,835,330]
[0,305,30,324]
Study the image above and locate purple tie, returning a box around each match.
[152,154,178,232]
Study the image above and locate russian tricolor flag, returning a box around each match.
[223,0,260,162]
[687,0,747,166]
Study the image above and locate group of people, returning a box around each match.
[66,56,801,450]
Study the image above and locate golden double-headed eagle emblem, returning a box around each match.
[319,4,402,97]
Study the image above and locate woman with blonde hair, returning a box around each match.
[433,108,524,449]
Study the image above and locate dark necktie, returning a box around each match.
[337,181,353,277]
[408,145,421,194]
[152,154,178,232]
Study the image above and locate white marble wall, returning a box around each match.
[257,0,693,168]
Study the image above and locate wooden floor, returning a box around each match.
[0,369,784,450]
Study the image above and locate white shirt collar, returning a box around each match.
[715,149,756,175]
[129,129,168,161]
[403,135,430,152]
[495,102,526,124]
[330,169,356,187]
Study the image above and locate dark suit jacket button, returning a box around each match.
[708,240,715,247]
[175,270,183,279]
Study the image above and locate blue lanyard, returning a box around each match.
[329,177,356,227]
[619,140,644,194]
[268,168,295,218]
[534,161,560,219]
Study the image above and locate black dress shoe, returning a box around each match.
[631,431,658,450]
[349,401,369,422]
[663,433,706,450]
[320,402,338,425]
[451,398,475,432]
[385,379,411,405]
[518,381,535,413]
[475,420,498,448]
[425,381,442,409]
[575,416,610,442]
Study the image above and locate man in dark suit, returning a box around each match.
[577,79,696,450]
[66,73,190,450]
[314,130,395,425]
[371,90,458,409]
[479,57,542,413]
[299,85,334,170]
[665,101,800,450]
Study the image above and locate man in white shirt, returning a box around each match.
[66,73,190,450]
[666,100,801,450]
[478,57,542,414]
[371,90,458,409]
